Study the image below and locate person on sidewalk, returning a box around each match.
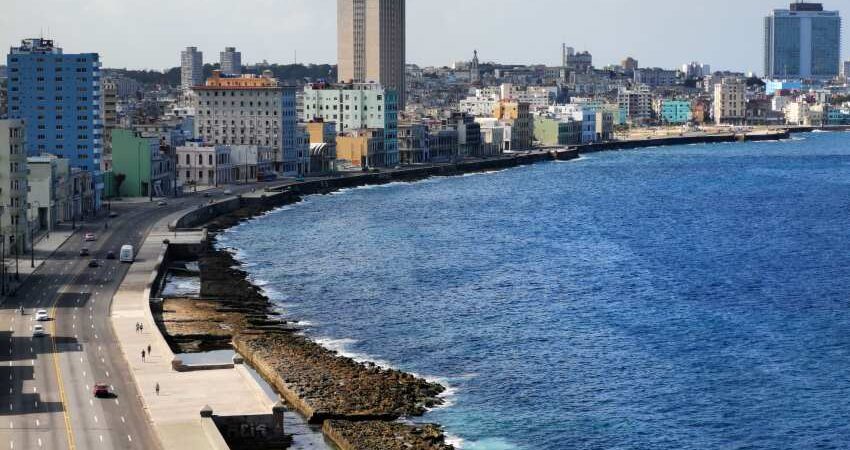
[141,349,146,361]
[155,382,160,396]
[147,344,151,355]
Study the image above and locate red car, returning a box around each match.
[93,383,110,398]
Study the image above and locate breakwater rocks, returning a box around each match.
[323,420,454,450]
[234,332,445,422]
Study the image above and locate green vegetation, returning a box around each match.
[108,63,337,87]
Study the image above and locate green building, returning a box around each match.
[660,100,693,124]
[533,116,581,146]
[110,129,175,198]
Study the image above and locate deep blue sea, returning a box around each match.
[218,132,850,450]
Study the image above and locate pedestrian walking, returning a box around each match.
[140,323,144,332]
[147,344,151,355]
[135,323,139,333]
[155,382,160,396]
[141,349,146,361]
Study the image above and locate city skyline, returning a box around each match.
[4,0,849,74]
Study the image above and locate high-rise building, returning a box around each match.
[0,119,30,253]
[764,2,842,79]
[714,78,747,125]
[101,77,117,170]
[192,71,304,175]
[621,57,639,72]
[337,0,406,108]
[6,38,103,207]
[220,47,242,75]
[181,46,204,90]
[470,50,481,85]
[844,60,850,79]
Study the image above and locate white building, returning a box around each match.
[230,145,275,183]
[176,142,234,189]
[181,47,204,91]
[27,154,68,233]
[713,78,746,125]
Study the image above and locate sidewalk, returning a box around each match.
[111,212,275,449]
[0,225,76,301]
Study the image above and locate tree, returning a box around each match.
[114,173,126,196]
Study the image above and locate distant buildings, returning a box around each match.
[562,46,593,72]
[659,100,693,124]
[634,68,680,88]
[621,57,639,72]
[713,78,747,125]
[338,0,406,108]
[181,46,204,90]
[682,62,711,79]
[176,142,234,188]
[220,47,242,75]
[110,129,175,198]
[764,2,842,79]
[618,86,653,124]
[6,38,104,207]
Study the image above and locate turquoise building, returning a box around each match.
[660,100,692,124]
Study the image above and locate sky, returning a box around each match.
[3,0,849,74]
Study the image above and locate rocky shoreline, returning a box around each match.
[156,199,456,449]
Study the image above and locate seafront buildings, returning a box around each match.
[764,2,842,79]
[337,0,406,108]
[6,38,104,209]
[192,70,305,175]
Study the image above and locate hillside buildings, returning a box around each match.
[181,46,204,91]
[337,0,406,108]
[764,2,842,80]
[6,38,104,207]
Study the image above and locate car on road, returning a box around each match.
[84,233,96,241]
[223,189,233,195]
[120,245,135,263]
[108,212,118,218]
[93,383,111,398]
[88,259,101,268]
[80,248,90,257]
[106,251,116,260]
[32,325,46,337]
[35,309,49,321]
[157,201,168,206]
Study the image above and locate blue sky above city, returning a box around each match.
[4,0,849,73]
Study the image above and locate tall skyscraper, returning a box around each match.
[6,38,103,207]
[220,47,242,75]
[764,2,842,79]
[181,46,204,90]
[337,0,406,108]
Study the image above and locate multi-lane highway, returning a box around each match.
[0,187,256,450]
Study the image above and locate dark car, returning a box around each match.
[106,251,116,260]
[88,259,100,268]
[80,248,90,257]
[93,383,110,398]
[108,212,118,218]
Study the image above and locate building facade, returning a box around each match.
[764,2,842,79]
[193,71,303,175]
[220,47,242,75]
[27,154,67,232]
[176,142,234,189]
[110,129,175,198]
[713,78,747,125]
[0,120,29,253]
[6,38,103,207]
[181,46,204,91]
[618,86,653,124]
[660,100,693,124]
[302,82,398,166]
[338,0,406,107]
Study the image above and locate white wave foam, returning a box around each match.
[461,169,505,177]
[445,434,466,449]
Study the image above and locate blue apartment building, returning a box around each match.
[660,100,693,124]
[6,38,103,210]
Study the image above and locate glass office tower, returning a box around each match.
[764,2,841,80]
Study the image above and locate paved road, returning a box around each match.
[0,180,296,450]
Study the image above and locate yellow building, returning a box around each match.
[203,70,280,88]
[336,129,385,168]
[492,101,534,150]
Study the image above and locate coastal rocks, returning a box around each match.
[157,298,244,353]
[234,332,445,422]
[322,420,454,450]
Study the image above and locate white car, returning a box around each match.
[32,325,46,337]
[35,309,49,321]
[84,233,96,242]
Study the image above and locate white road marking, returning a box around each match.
[93,415,98,423]
[35,419,39,427]
[127,435,132,442]
[37,438,41,447]
[89,399,93,406]
[120,416,125,423]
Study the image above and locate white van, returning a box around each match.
[119,245,135,263]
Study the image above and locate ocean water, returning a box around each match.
[217,132,850,450]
